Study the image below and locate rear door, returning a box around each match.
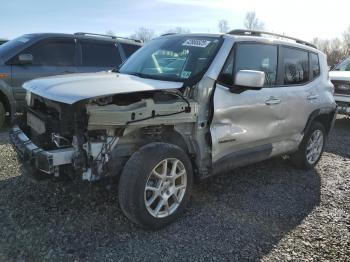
[211,43,287,163]
[274,46,317,137]
[76,39,123,73]
[11,38,77,102]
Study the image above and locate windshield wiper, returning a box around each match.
[121,71,185,82]
[125,72,147,78]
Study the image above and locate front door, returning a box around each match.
[11,38,77,103]
[210,43,287,163]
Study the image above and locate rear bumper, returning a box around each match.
[9,125,75,174]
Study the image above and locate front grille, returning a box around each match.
[25,107,60,149]
[22,98,74,149]
[332,80,350,96]
[21,97,88,149]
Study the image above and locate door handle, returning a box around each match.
[307,94,319,100]
[265,97,281,105]
[62,71,74,74]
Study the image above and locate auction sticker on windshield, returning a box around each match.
[182,39,211,48]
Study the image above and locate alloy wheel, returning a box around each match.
[306,130,324,165]
[144,158,187,218]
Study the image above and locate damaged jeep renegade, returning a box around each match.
[10,30,337,229]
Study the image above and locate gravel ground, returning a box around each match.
[0,118,349,261]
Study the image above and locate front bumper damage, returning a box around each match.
[9,126,75,175]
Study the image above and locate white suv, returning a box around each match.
[329,57,350,115]
[10,30,337,229]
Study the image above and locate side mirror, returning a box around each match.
[18,53,33,65]
[234,70,265,89]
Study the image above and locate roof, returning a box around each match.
[22,32,143,46]
[160,30,318,52]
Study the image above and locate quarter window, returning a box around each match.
[218,51,235,86]
[81,41,122,67]
[310,53,320,79]
[280,47,309,85]
[234,44,278,87]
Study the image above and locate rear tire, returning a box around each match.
[290,122,326,170]
[0,101,6,129]
[118,142,193,229]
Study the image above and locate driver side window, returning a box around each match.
[234,43,277,87]
[20,39,75,66]
[219,43,278,87]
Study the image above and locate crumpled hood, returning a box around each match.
[23,71,184,104]
[329,71,350,81]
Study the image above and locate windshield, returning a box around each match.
[119,35,222,82]
[334,57,350,71]
[0,35,36,62]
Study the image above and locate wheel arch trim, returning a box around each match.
[303,107,337,136]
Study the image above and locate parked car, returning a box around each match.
[10,30,336,229]
[0,39,8,45]
[329,57,350,115]
[0,32,142,128]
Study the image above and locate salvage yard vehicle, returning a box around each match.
[10,30,337,229]
[329,57,350,115]
[0,33,142,128]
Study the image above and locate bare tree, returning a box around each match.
[130,27,156,42]
[105,30,116,36]
[163,27,191,34]
[343,25,350,53]
[312,37,348,68]
[244,12,265,30]
[218,19,230,33]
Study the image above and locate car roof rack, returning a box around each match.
[228,29,317,49]
[74,32,143,43]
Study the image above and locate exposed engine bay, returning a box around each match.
[20,89,200,181]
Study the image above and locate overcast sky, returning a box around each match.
[0,0,348,41]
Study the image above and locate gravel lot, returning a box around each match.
[0,117,349,261]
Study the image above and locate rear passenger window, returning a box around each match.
[280,47,309,85]
[234,43,278,87]
[81,41,122,67]
[310,53,320,79]
[27,40,75,66]
[120,43,140,58]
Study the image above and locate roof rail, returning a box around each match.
[228,29,317,49]
[74,32,143,43]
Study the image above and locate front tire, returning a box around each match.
[118,142,193,229]
[290,122,326,170]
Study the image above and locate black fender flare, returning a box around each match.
[303,107,337,135]
[0,80,16,117]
